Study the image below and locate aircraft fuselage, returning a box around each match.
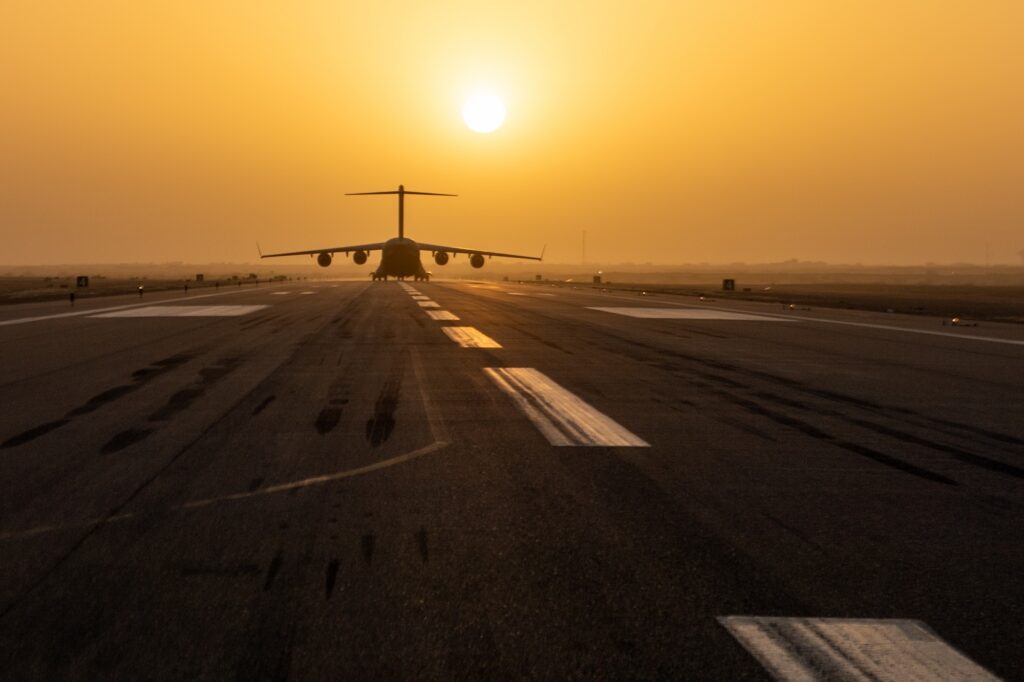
[375,237,428,280]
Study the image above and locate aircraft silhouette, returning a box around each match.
[259,185,543,281]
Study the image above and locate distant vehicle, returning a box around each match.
[258,185,543,281]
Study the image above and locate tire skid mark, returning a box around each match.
[263,550,284,591]
[361,534,375,563]
[748,390,1024,480]
[623,335,1023,471]
[148,356,241,422]
[100,428,154,454]
[365,359,403,447]
[315,380,351,435]
[696,382,957,486]
[1,352,196,449]
[325,559,339,599]
[251,395,276,416]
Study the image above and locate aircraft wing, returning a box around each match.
[415,242,544,261]
[259,242,387,258]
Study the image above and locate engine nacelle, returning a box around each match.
[434,251,449,266]
[469,253,485,269]
[317,252,333,267]
[352,250,368,265]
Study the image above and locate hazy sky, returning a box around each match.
[2,1,1022,265]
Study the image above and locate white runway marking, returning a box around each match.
[299,291,315,295]
[719,616,999,682]
[589,291,1024,346]
[418,301,440,308]
[589,307,792,321]
[426,310,459,320]
[484,368,649,447]
[271,292,291,295]
[411,295,431,300]
[0,287,271,327]
[443,326,502,348]
[403,288,421,294]
[92,305,268,318]
[508,292,529,296]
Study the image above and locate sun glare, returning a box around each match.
[462,93,506,133]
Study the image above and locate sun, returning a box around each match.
[462,93,506,133]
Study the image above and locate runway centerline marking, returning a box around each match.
[270,292,291,295]
[589,307,792,321]
[91,305,268,318]
[719,616,1000,681]
[417,301,440,308]
[426,310,459,320]
[299,291,315,295]
[443,326,502,348]
[485,368,649,447]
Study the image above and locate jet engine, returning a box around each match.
[352,250,368,265]
[317,252,333,267]
[434,251,449,266]
[469,253,485,269]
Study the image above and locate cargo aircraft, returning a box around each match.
[259,186,543,281]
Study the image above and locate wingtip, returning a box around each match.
[256,242,264,258]
[540,244,547,261]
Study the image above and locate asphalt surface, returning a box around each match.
[0,279,1021,680]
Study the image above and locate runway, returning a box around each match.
[0,280,1021,679]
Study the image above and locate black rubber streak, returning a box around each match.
[1,353,194,449]
[100,428,153,454]
[263,550,284,591]
[361,534,375,564]
[325,560,339,599]
[365,382,399,447]
[251,395,276,416]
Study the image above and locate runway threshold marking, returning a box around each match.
[719,616,1000,681]
[484,367,649,447]
[443,326,502,348]
[91,305,268,318]
[426,310,459,320]
[589,307,793,321]
[418,301,440,308]
[411,295,431,300]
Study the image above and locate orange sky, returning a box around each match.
[1,1,1022,265]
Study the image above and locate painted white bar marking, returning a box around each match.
[442,326,502,348]
[589,307,792,321]
[426,310,460,320]
[411,295,431,300]
[484,368,649,447]
[588,291,1024,346]
[92,305,268,318]
[271,292,291,295]
[0,287,273,327]
[418,301,440,308]
[719,617,1000,682]
[299,291,315,295]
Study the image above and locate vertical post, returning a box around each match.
[398,184,405,238]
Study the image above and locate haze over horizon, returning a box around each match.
[2,2,1022,267]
